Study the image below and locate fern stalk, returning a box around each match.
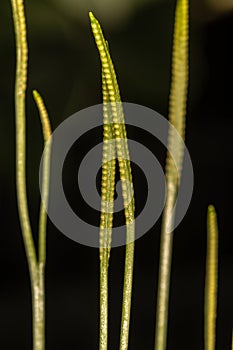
[33,90,52,350]
[33,90,52,266]
[90,12,135,350]
[11,1,51,348]
[205,205,218,350]
[11,0,37,282]
[98,72,116,349]
[154,1,189,350]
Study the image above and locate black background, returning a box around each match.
[0,0,232,349]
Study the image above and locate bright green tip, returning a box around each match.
[208,205,216,214]
[89,11,96,22]
[32,89,39,99]
[208,204,216,215]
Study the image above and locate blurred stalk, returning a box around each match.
[231,330,233,350]
[205,205,218,350]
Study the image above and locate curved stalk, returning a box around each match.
[33,90,52,266]
[90,12,135,350]
[11,2,51,348]
[11,0,37,282]
[33,90,52,350]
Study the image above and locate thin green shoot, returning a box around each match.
[90,12,135,350]
[205,205,218,350]
[11,1,52,349]
[154,1,189,350]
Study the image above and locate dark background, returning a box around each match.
[0,0,232,349]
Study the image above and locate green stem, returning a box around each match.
[11,0,37,281]
[120,239,134,350]
[33,90,52,350]
[205,205,218,350]
[11,2,51,349]
[154,1,189,349]
[154,186,176,350]
[32,263,45,350]
[99,257,109,350]
[90,13,135,350]
[33,90,52,265]
[99,72,116,350]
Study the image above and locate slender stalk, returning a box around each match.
[99,258,109,350]
[154,189,176,350]
[11,0,37,281]
[33,90,52,350]
[32,264,45,350]
[99,73,116,349]
[33,90,52,266]
[90,12,135,350]
[11,1,51,348]
[205,205,218,350]
[120,239,134,350]
[154,1,189,350]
